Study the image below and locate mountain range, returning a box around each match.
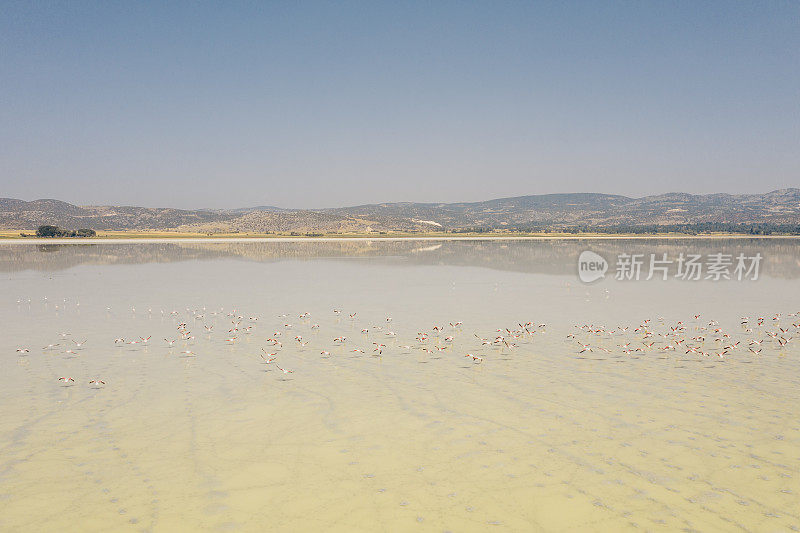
[1,189,799,234]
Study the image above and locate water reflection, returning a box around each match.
[1,238,799,278]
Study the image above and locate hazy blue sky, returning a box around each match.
[1,2,798,209]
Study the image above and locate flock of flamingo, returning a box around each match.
[569,313,797,357]
[11,301,799,388]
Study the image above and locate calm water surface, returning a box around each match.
[1,239,799,532]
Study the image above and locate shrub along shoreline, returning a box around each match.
[20,225,97,238]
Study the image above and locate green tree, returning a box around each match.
[36,225,62,237]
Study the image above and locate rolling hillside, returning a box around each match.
[1,189,798,233]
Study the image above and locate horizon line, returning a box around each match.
[3,187,798,212]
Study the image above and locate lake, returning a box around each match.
[1,238,798,531]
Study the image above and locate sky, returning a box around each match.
[1,1,798,209]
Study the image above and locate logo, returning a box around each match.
[578,250,608,283]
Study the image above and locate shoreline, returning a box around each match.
[1,233,800,244]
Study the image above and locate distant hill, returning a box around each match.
[1,189,799,233]
[0,200,226,231]
[322,190,800,230]
[235,205,287,213]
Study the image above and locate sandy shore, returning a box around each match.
[0,234,800,245]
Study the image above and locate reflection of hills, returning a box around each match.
[1,239,799,279]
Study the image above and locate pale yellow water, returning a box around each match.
[1,239,798,531]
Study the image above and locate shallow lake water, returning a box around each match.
[1,238,799,532]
